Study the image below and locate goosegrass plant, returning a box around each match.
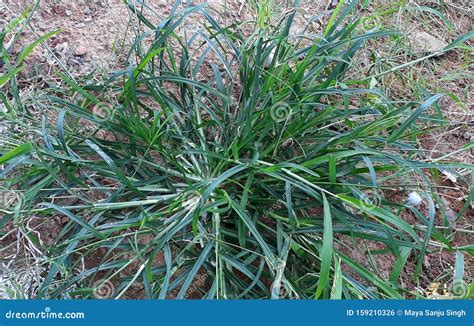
[1,0,473,299]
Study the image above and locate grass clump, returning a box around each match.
[1,1,472,299]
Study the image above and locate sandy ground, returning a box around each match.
[2,0,331,75]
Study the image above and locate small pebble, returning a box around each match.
[75,45,88,56]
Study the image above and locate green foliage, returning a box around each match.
[1,0,472,299]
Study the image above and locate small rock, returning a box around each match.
[75,45,87,56]
[410,31,448,54]
[37,21,48,31]
[52,4,66,15]
[461,131,473,141]
[54,42,69,53]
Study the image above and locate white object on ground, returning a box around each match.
[442,170,458,183]
[409,31,448,54]
[407,191,423,206]
[264,47,276,68]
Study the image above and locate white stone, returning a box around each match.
[410,31,448,54]
[407,192,423,206]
